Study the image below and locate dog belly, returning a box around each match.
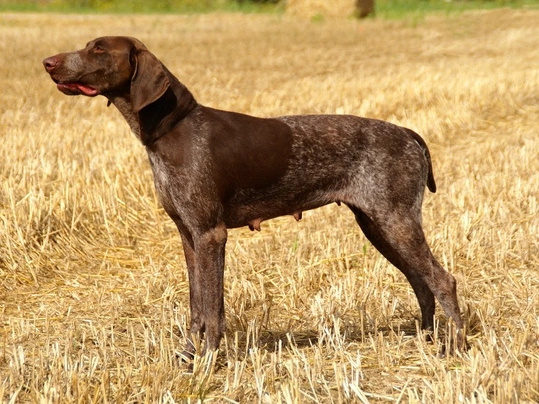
[221,188,335,230]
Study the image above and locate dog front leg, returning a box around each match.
[193,223,228,354]
[177,230,204,360]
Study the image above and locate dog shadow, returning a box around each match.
[223,318,428,355]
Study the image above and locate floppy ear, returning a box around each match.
[130,48,170,112]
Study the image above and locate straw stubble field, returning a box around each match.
[0,9,538,403]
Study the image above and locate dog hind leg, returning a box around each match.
[347,205,463,341]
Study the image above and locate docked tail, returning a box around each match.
[404,128,437,193]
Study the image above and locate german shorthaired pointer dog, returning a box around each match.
[43,36,464,359]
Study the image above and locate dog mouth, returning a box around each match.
[55,81,98,97]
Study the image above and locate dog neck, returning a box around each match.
[107,95,142,138]
[107,76,197,147]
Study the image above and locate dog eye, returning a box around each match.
[94,45,105,53]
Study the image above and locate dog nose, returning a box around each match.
[43,57,58,72]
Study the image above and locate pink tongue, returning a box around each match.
[59,83,98,96]
[72,83,98,96]
[77,84,98,96]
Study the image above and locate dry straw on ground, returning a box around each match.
[1,9,538,403]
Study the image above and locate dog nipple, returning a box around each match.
[248,218,262,232]
[293,211,302,221]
